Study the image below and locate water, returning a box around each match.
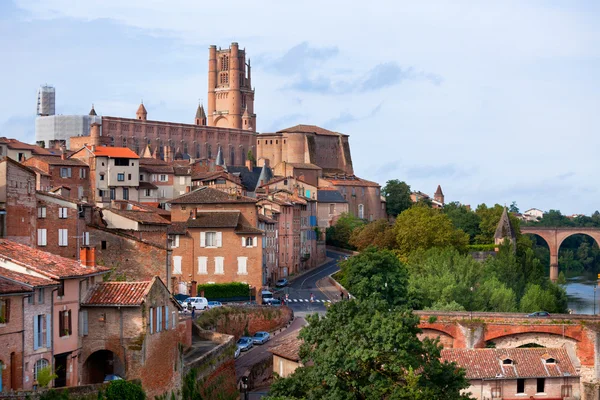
[564,271,599,315]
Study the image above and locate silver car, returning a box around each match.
[252,331,270,345]
[237,337,254,352]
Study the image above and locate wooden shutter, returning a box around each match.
[241,237,246,247]
[33,316,39,349]
[46,314,52,347]
[253,236,258,247]
[59,311,64,334]
[149,307,153,334]
[200,232,206,247]
[67,310,72,335]
[216,232,222,247]
[165,305,169,330]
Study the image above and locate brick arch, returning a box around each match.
[486,329,580,347]
[82,348,125,384]
[214,116,229,128]
[80,342,124,369]
[418,328,455,348]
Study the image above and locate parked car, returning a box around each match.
[252,331,270,345]
[527,311,550,318]
[275,278,288,288]
[103,374,123,383]
[185,297,209,311]
[261,290,274,303]
[267,298,282,306]
[237,337,254,352]
[234,346,241,359]
[207,301,223,309]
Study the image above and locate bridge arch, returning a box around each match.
[418,328,455,348]
[521,227,600,281]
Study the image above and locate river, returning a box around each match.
[565,271,599,315]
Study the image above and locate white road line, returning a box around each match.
[299,299,304,302]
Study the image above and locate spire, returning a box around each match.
[141,144,153,158]
[215,145,226,167]
[196,103,206,120]
[89,104,97,116]
[136,101,147,121]
[255,163,273,191]
[494,206,516,241]
[435,185,443,196]
[242,105,250,117]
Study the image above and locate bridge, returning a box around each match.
[416,311,600,399]
[520,226,600,281]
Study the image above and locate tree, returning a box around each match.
[509,201,519,213]
[339,247,409,306]
[349,219,396,251]
[382,180,412,217]
[100,380,146,400]
[247,149,256,164]
[474,204,522,244]
[395,206,469,261]
[326,213,364,249]
[267,299,472,400]
[442,202,481,243]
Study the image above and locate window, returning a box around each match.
[145,189,151,197]
[516,379,525,394]
[0,299,10,323]
[128,174,132,180]
[198,256,208,274]
[59,309,72,336]
[149,307,154,334]
[122,188,129,200]
[201,231,222,248]
[173,256,182,274]
[537,378,545,393]
[110,188,115,200]
[34,314,51,349]
[38,288,44,304]
[79,310,87,336]
[58,280,65,297]
[156,306,162,333]
[171,235,179,248]
[502,358,513,365]
[37,207,46,218]
[37,229,47,246]
[59,207,68,218]
[140,174,144,181]
[101,240,107,250]
[215,257,224,274]
[243,237,253,247]
[100,174,105,181]
[117,173,125,181]
[114,158,129,166]
[34,359,49,382]
[60,167,71,178]
[237,257,248,275]
[58,229,68,246]
[179,176,185,185]
[358,204,364,219]
[79,168,86,179]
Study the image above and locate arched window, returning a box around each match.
[196,143,201,159]
[34,359,49,381]
[207,144,212,159]
[358,204,364,219]
[122,137,127,147]
[230,148,235,165]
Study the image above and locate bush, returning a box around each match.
[100,380,146,400]
[197,282,250,300]
[39,389,69,400]
[467,243,497,251]
[37,365,58,388]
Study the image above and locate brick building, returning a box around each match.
[139,157,174,208]
[0,241,109,388]
[258,213,278,286]
[0,158,37,245]
[0,137,53,162]
[173,163,192,197]
[319,174,386,222]
[23,155,90,201]
[80,277,186,398]
[70,145,140,205]
[316,188,348,229]
[441,348,579,399]
[168,187,264,297]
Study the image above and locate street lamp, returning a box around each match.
[240,376,249,400]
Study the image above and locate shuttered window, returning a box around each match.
[37,229,47,246]
[237,257,248,275]
[215,257,224,274]
[173,256,182,274]
[58,229,68,246]
[198,257,208,274]
[59,208,68,218]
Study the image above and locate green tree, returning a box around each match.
[519,284,559,313]
[382,180,412,217]
[326,213,365,249]
[349,219,396,251]
[100,380,146,400]
[509,201,519,213]
[339,247,408,306]
[443,202,481,243]
[267,299,472,400]
[395,206,469,261]
[246,149,256,164]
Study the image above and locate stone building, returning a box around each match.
[258,211,279,286]
[22,154,91,201]
[269,333,302,379]
[319,174,385,222]
[0,137,53,162]
[138,157,174,208]
[168,187,264,297]
[80,277,187,398]
[441,348,579,400]
[316,188,348,229]
[0,158,37,245]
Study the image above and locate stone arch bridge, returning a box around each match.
[520,226,600,281]
[416,311,600,399]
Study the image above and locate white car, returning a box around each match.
[185,297,209,311]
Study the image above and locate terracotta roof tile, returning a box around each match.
[87,146,140,159]
[169,187,256,205]
[440,348,578,380]
[0,280,32,294]
[168,222,188,235]
[0,266,58,288]
[0,138,53,154]
[324,176,380,188]
[107,209,169,225]
[269,333,302,361]
[83,281,153,306]
[276,124,343,137]
[285,163,322,170]
[187,211,240,228]
[24,155,87,167]
[0,239,109,279]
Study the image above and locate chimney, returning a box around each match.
[91,144,96,152]
[61,151,66,160]
[185,186,191,193]
[245,159,253,171]
[192,208,197,220]
[80,247,96,268]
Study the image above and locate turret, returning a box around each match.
[434,185,444,204]
[215,145,226,169]
[89,104,97,116]
[195,103,207,126]
[242,105,252,131]
[136,102,147,121]
[207,45,217,126]
[494,206,516,251]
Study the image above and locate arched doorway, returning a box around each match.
[83,350,124,384]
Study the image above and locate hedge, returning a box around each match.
[197,282,250,300]
[467,243,497,251]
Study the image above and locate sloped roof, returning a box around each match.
[285,163,322,170]
[0,279,32,295]
[107,209,169,225]
[173,166,192,176]
[137,103,147,115]
[0,137,52,154]
[139,181,158,189]
[0,266,58,288]
[187,211,240,228]
[87,146,140,159]
[269,332,302,361]
[0,239,109,279]
[440,348,578,380]
[494,207,516,239]
[435,185,444,196]
[277,124,343,137]
[167,222,188,235]
[195,104,206,120]
[228,165,274,192]
[169,186,256,205]
[317,190,347,203]
[25,155,87,167]
[324,176,380,188]
[83,280,152,306]
[139,158,174,174]
[89,105,97,116]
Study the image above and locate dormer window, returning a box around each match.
[502,358,513,365]
[545,358,556,364]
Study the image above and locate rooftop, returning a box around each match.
[276,124,346,137]
[106,209,170,225]
[269,333,302,361]
[83,280,153,306]
[0,240,109,279]
[0,279,33,295]
[25,155,88,167]
[86,146,140,159]
[0,266,59,288]
[187,211,240,228]
[317,189,347,203]
[169,186,256,205]
[440,348,578,380]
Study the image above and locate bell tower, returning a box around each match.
[207,43,256,131]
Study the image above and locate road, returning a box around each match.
[275,250,346,316]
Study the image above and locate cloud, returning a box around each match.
[265,113,308,132]
[323,103,383,130]
[260,42,339,75]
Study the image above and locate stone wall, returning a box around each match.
[196,306,293,339]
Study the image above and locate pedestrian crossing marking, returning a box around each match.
[288,299,331,303]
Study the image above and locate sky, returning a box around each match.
[1,0,599,215]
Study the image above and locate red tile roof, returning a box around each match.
[0,279,32,295]
[440,348,578,380]
[0,239,109,279]
[277,124,344,137]
[0,138,53,154]
[83,280,153,306]
[24,155,87,167]
[325,176,380,188]
[0,266,58,288]
[87,146,140,159]
[169,186,256,205]
[269,333,302,361]
[106,209,169,225]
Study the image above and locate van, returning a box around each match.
[261,290,274,304]
[185,297,208,311]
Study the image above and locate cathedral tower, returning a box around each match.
[207,43,256,131]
